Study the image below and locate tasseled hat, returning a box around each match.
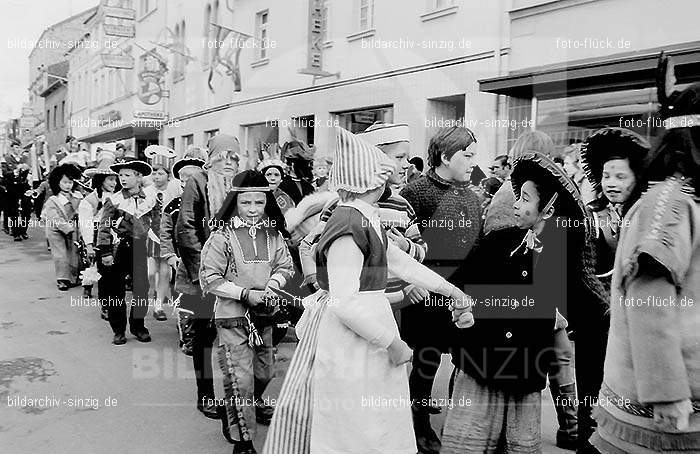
[207,134,241,164]
[580,127,650,193]
[144,144,177,171]
[329,126,396,194]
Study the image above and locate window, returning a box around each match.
[101,73,106,105]
[205,129,219,143]
[334,106,393,133]
[53,106,57,129]
[359,0,374,31]
[181,134,194,150]
[255,10,269,61]
[173,23,182,80]
[46,109,50,130]
[167,137,175,151]
[61,101,65,126]
[139,0,156,18]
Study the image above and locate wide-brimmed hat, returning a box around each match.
[329,127,396,194]
[172,146,207,179]
[511,151,588,229]
[110,157,152,176]
[580,127,650,192]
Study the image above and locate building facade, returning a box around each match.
[39,61,70,157]
[156,0,508,166]
[27,7,97,158]
[479,0,700,153]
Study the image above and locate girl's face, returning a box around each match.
[563,155,579,178]
[152,167,169,185]
[513,180,542,230]
[102,175,118,193]
[264,167,282,187]
[601,158,635,204]
[236,191,267,223]
[59,175,74,193]
[442,145,475,183]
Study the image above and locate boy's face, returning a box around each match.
[442,145,475,183]
[118,168,141,190]
[381,141,410,185]
[236,191,267,223]
[152,167,169,185]
[513,180,543,230]
[602,158,635,204]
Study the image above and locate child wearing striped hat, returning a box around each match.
[263,127,473,454]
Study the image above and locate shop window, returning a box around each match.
[167,137,175,152]
[243,122,279,161]
[333,105,393,134]
[535,87,659,154]
[506,96,532,150]
[291,116,315,145]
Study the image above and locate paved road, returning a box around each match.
[0,226,569,453]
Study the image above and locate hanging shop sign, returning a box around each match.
[137,49,168,105]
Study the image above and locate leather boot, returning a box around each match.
[551,383,578,451]
[412,404,441,454]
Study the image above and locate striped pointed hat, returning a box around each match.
[329,126,395,193]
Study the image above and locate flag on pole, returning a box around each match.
[208,23,251,93]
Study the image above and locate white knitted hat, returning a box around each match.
[329,127,395,194]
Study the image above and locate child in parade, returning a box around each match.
[256,144,295,214]
[144,145,179,321]
[96,158,160,345]
[590,57,700,454]
[78,151,119,307]
[41,163,84,291]
[160,147,207,355]
[445,151,605,453]
[263,127,473,454]
[199,170,294,454]
[576,127,649,451]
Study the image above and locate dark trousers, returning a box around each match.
[180,291,216,401]
[574,323,609,446]
[97,239,150,335]
[6,193,30,237]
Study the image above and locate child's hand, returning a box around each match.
[387,337,412,366]
[247,290,266,306]
[449,294,475,329]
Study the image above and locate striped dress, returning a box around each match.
[262,291,330,454]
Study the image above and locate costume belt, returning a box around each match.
[601,383,700,418]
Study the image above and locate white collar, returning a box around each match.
[341,198,379,221]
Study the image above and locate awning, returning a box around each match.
[479,41,700,99]
[78,123,160,143]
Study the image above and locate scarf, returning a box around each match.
[206,170,233,217]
